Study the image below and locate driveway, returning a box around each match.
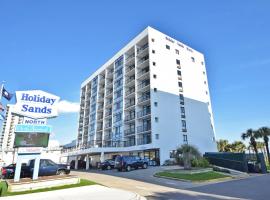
[71,166,262,200]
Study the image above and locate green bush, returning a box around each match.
[191,158,210,168]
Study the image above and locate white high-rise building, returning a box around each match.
[71,26,216,165]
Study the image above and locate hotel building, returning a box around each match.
[66,27,217,166]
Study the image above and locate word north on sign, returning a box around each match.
[12,90,60,119]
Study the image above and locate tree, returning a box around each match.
[230,141,246,153]
[217,139,229,152]
[176,144,201,170]
[255,127,270,165]
[241,129,259,162]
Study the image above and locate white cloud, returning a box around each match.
[57,100,80,114]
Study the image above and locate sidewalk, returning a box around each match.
[1,185,146,200]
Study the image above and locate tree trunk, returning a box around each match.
[265,142,270,166]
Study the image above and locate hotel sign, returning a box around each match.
[12,90,60,119]
[15,124,52,133]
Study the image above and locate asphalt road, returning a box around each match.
[71,166,270,200]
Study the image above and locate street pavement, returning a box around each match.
[72,166,270,200]
[1,185,146,200]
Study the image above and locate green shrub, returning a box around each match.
[191,158,210,168]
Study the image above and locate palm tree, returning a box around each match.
[255,127,270,165]
[241,129,259,162]
[231,141,246,153]
[217,139,229,152]
[176,144,201,170]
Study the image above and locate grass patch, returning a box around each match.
[155,171,230,182]
[266,165,270,171]
[0,179,96,197]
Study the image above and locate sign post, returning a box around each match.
[12,90,59,182]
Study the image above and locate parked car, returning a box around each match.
[1,163,27,179]
[114,156,148,172]
[70,160,92,169]
[23,159,70,177]
[99,159,115,170]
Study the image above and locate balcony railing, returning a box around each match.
[124,128,135,135]
[137,68,149,78]
[137,55,149,65]
[137,109,151,118]
[137,125,151,133]
[138,80,150,89]
[125,76,135,84]
[125,87,135,96]
[137,43,149,54]
[104,123,112,129]
[125,53,135,63]
[125,100,135,108]
[137,94,150,103]
[126,64,135,73]
[137,136,151,145]
[124,114,135,122]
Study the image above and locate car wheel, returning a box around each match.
[107,165,111,170]
[143,163,148,169]
[126,165,131,172]
[57,170,65,176]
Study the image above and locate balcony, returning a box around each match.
[137,94,150,104]
[137,55,149,67]
[125,100,135,109]
[105,111,112,117]
[125,87,135,97]
[137,135,151,145]
[106,89,113,97]
[137,124,151,133]
[124,138,136,147]
[137,109,151,118]
[125,75,135,85]
[137,43,148,53]
[137,67,149,79]
[125,53,135,64]
[124,128,135,136]
[97,104,104,111]
[124,114,135,122]
[125,64,135,74]
[137,80,150,90]
[104,123,112,129]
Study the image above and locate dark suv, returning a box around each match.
[114,156,148,172]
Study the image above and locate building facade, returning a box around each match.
[73,27,216,165]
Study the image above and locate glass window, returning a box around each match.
[152,50,155,54]
[153,74,157,79]
[177,70,181,76]
[191,57,195,62]
[153,62,156,66]
[175,49,179,54]
[181,120,186,129]
[176,59,180,65]
[178,82,182,87]
[166,45,170,50]
[154,102,158,107]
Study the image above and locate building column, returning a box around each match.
[86,154,90,170]
[75,156,78,170]
[100,152,104,162]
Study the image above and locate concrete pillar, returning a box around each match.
[32,156,41,180]
[75,156,78,170]
[100,152,105,162]
[86,154,90,170]
[14,156,22,182]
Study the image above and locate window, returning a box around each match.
[155,134,159,140]
[203,71,206,75]
[206,91,208,95]
[152,62,156,66]
[179,94,184,101]
[191,57,195,62]
[175,49,179,55]
[177,70,181,76]
[181,120,187,129]
[155,117,159,122]
[183,134,188,142]
[204,81,207,84]
[151,38,155,42]
[181,107,185,114]
[178,82,182,88]
[154,102,158,107]
[153,74,157,79]
[201,61,204,65]
[114,112,122,122]
[154,88,157,92]
[152,50,155,54]
[176,59,180,65]
[166,45,170,50]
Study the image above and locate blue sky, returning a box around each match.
[0,0,269,144]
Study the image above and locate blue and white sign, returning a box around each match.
[12,90,60,119]
[23,117,47,125]
[15,124,52,133]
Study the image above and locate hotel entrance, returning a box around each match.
[137,149,160,166]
